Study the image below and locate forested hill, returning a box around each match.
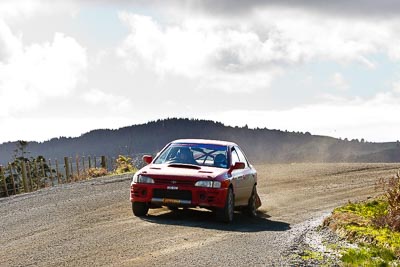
[1,118,399,164]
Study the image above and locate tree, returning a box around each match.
[1,155,56,197]
[13,140,29,161]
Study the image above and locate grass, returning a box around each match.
[334,199,388,219]
[301,249,324,261]
[324,198,400,266]
[323,171,400,266]
[341,246,396,267]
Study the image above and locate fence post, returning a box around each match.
[40,159,45,186]
[55,159,61,185]
[101,156,107,169]
[64,157,70,183]
[34,160,40,188]
[88,156,92,169]
[27,163,33,191]
[75,156,80,179]
[69,157,74,181]
[40,159,45,177]
[9,163,16,195]
[1,166,8,197]
[82,156,86,175]
[48,159,54,187]
[94,156,97,168]
[21,161,29,193]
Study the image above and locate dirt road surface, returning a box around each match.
[1,163,399,266]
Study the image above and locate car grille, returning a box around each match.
[153,178,194,186]
[153,189,192,201]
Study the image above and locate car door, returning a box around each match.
[234,146,255,205]
[230,147,254,205]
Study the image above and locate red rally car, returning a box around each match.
[130,139,261,222]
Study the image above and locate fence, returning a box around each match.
[0,155,135,198]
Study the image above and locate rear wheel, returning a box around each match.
[217,187,234,223]
[132,202,149,217]
[245,186,257,217]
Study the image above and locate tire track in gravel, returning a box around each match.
[0,163,399,266]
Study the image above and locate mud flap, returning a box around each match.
[255,191,262,209]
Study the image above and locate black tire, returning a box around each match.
[246,186,257,217]
[132,202,149,217]
[216,187,234,223]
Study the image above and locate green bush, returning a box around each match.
[114,155,136,174]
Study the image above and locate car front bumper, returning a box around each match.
[130,183,228,209]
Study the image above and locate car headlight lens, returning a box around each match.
[194,180,221,188]
[133,174,155,184]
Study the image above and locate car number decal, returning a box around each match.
[167,186,178,190]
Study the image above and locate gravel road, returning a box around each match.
[0,163,398,266]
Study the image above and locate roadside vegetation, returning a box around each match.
[113,155,137,174]
[73,155,137,180]
[0,140,137,197]
[323,170,400,266]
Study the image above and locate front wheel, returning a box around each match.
[216,187,234,223]
[132,202,149,217]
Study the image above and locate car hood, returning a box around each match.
[138,164,227,179]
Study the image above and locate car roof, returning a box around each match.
[171,139,238,147]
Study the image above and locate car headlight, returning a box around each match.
[194,180,221,188]
[133,174,155,184]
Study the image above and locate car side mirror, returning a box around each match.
[228,161,245,174]
[142,155,153,164]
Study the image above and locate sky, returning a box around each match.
[1,0,400,143]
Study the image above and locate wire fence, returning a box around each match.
[0,154,148,198]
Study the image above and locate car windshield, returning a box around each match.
[154,143,229,168]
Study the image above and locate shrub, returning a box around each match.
[87,168,108,178]
[374,171,400,231]
[324,199,400,262]
[322,170,400,265]
[2,156,56,194]
[114,155,136,174]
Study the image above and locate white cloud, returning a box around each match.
[117,8,400,95]
[330,72,349,91]
[117,13,220,77]
[0,0,41,19]
[0,116,135,142]
[206,93,400,142]
[0,22,87,115]
[82,88,132,113]
[196,70,280,93]
[252,9,388,67]
[101,0,400,19]
[0,0,79,20]
[392,80,400,94]
[2,1,400,144]
[0,20,22,61]
[117,12,283,92]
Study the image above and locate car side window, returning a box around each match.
[231,149,240,166]
[234,146,249,168]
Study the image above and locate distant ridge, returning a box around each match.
[0,118,399,164]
